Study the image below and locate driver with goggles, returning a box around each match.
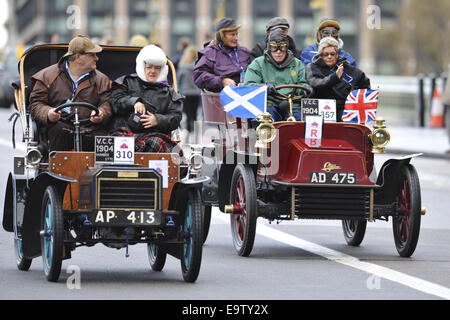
[244,28,311,121]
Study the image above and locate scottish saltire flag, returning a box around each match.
[220,85,266,118]
[342,89,379,124]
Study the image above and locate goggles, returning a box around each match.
[320,28,339,37]
[268,42,288,52]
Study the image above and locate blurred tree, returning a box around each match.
[383,0,450,75]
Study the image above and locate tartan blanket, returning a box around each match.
[109,128,177,153]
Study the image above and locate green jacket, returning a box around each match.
[243,54,309,109]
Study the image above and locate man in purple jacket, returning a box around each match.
[193,17,251,92]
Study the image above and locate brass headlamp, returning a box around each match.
[370,118,390,153]
[255,112,277,149]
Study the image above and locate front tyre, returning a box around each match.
[180,189,203,282]
[393,164,421,257]
[147,243,167,271]
[342,219,367,246]
[202,205,212,244]
[40,185,64,282]
[229,164,257,257]
[14,203,32,271]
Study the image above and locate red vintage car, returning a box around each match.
[199,85,424,258]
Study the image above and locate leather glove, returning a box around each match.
[266,83,278,96]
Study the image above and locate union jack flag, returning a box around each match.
[342,89,379,124]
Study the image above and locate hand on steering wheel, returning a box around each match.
[54,102,100,125]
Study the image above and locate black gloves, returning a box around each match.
[266,83,278,96]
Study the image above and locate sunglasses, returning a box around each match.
[269,42,288,52]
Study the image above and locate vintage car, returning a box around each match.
[199,84,424,258]
[2,44,207,282]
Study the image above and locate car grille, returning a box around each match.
[98,179,157,210]
[294,187,371,220]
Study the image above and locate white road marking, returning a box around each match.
[215,212,450,300]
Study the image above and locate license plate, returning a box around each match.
[90,210,161,226]
[309,172,356,184]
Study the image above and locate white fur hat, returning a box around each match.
[136,44,169,82]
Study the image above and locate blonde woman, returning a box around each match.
[306,37,370,121]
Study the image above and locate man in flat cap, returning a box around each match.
[300,18,357,67]
[249,17,301,62]
[29,35,112,152]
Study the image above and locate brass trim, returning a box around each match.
[321,162,342,172]
[117,171,139,178]
[369,189,374,222]
[96,177,158,210]
[291,187,295,220]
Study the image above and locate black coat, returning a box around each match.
[306,55,370,118]
[109,74,183,134]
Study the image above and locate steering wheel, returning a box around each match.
[274,84,311,102]
[54,102,99,125]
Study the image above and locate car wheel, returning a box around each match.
[393,164,421,257]
[14,237,32,271]
[202,205,212,244]
[40,185,64,282]
[147,243,166,271]
[13,204,32,271]
[180,188,203,282]
[229,164,257,257]
[342,219,367,246]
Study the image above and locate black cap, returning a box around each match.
[268,28,289,44]
[265,17,290,32]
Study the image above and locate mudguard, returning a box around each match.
[22,172,77,259]
[2,173,15,232]
[168,177,209,211]
[374,153,422,205]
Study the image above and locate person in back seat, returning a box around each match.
[109,44,183,152]
[192,17,251,92]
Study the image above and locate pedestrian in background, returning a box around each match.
[178,46,201,142]
[172,36,193,71]
[441,67,450,150]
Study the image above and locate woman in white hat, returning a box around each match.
[109,44,183,152]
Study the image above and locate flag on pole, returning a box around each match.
[342,89,379,124]
[220,85,266,118]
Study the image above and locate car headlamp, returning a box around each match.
[255,112,277,149]
[26,142,43,166]
[188,145,204,176]
[370,118,390,153]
